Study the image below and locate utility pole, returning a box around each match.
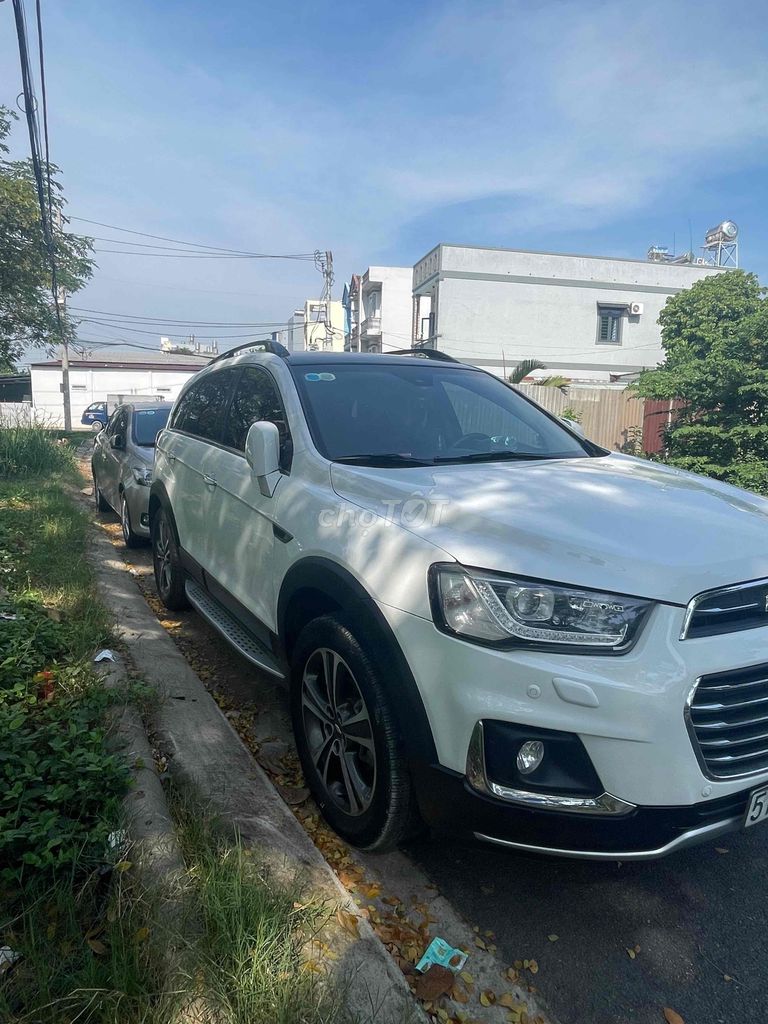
[53,209,71,431]
[314,250,335,350]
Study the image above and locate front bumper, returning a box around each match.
[413,762,750,860]
[124,481,151,537]
[384,601,768,858]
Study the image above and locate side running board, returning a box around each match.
[185,578,285,680]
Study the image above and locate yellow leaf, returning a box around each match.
[46,922,56,939]
[499,993,521,1009]
[475,936,487,949]
[528,960,539,975]
[506,967,518,982]
[479,990,496,1006]
[115,861,132,873]
[548,934,559,942]
[336,909,360,937]
[87,938,107,955]
[460,971,474,987]
[134,927,150,944]
[627,948,636,960]
[663,1010,685,1024]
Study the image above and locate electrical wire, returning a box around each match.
[69,216,316,259]
[69,305,297,327]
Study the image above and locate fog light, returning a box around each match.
[516,740,544,775]
[140,513,149,526]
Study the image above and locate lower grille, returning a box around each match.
[689,663,768,778]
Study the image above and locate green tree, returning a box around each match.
[634,268,768,494]
[509,358,569,393]
[0,107,94,371]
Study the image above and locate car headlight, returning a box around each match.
[431,565,651,651]
[132,465,152,486]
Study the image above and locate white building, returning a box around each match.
[30,350,210,427]
[279,300,345,352]
[343,266,416,353]
[411,244,722,381]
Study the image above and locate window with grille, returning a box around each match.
[596,305,624,345]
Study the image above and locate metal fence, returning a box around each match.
[515,384,646,452]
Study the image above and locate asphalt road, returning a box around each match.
[406,826,768,1024]
[90,493,766,1024]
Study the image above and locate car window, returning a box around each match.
[170,369,237,443]
[132,406,171,447]
[441,380,546,452]
[221,367,291,465]
[106,408,127,438]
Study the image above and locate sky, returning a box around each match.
[2,0,768,364]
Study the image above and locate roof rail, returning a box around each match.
[387,347,460,363]
[208,339,291,364]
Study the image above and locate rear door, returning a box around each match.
[208,365,293,630]
[162,368,237,570]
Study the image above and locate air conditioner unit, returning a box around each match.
[628,302,644,316]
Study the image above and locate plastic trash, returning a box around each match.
[94,649,117,663]
[415,936,468,974]
[0,612,17,621]
[0,947,21,974]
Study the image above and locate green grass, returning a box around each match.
[0,424,77,478]
[0,456,347,1024]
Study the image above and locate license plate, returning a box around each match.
[745,785,768,828]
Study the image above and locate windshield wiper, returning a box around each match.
[333,453,434,467]
[433,451,556,464]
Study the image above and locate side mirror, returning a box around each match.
[245,421,281,497]
[110,433,125,449]
[561,417,585,438]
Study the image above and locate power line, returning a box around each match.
[76,317,297,340]
[69,305,296,327]
[70,215,316,259]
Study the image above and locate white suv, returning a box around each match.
[150,344,768,859]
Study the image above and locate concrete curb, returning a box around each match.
[85,512,423,1024]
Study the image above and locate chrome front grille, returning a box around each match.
[688,663,768,778]
[682,580,768,639]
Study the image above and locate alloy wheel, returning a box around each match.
[301,647,376,816]
[154,514,173,596]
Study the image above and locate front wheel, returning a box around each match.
[152,506,189,610]
[121,494,143,549]
[93,473,110,513]
[290,615,420,851]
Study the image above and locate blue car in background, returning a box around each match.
[81,401,108,428]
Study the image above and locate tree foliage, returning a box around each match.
[0,107,94,371]
[509,358,569,393]
[634,269,768,493]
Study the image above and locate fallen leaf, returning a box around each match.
[459,970,474,986]
[715,848,729,855]
[413,964,455,1002]
[134,927,150,944]
[724,974,733,982]
[528,960,539,975]
[475,936,487,950]
[499,993,522,1009]
[663,1010,684,1024]
[627,948,636,960]
[115,861,132,873]
[87,938,107,955]
[479,990,496,1006]
[548,934,559,942]
[336,909,360,938]
[276,784,310,806]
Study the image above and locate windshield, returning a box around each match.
[291,363,592,465]
[132,406,170,447]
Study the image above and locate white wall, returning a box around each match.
[31,366,201,427]
[413,245,722,379]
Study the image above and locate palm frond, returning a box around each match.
[509,358,546,384]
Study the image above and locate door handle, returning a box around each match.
[203,474,217,488]
[166,452,177,464]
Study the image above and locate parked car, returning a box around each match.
[82,394,168,430]
[81,401,108,428]
[92,402,170,546]
[150,345,768,859]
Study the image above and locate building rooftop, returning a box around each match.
[31,349,212,371]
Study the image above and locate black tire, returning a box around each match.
[120,493,143,549]
[93,473,110,513]
[290,614,421,852]
[151,505,189,610]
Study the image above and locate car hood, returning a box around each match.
[330,454,768,604]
